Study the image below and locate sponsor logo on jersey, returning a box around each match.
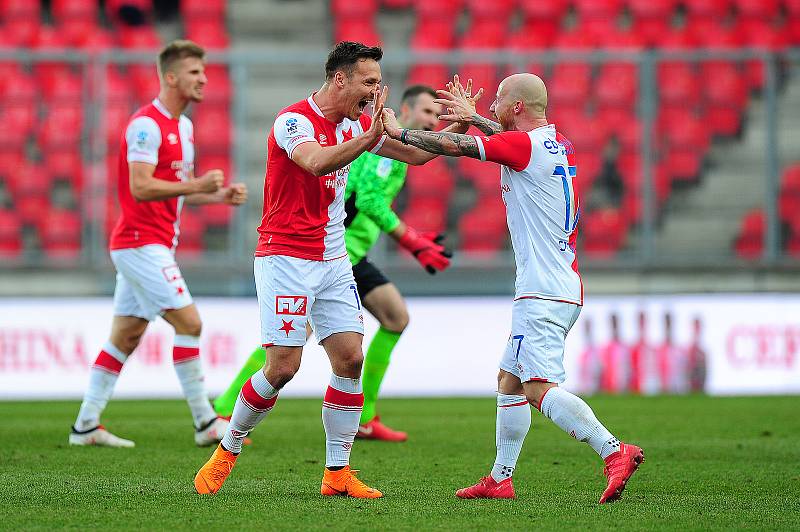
[376,157,393,178]
[318,134,328,145]
[278,319,296,336]
[136,130,148,148]
[167,133,178,145]
[275,295,308,316]
[286,117,298,135]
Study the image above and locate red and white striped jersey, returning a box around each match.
[473,124,583,305]
[255,95,384,261]
[110,98,194,251]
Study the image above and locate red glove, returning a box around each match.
[397,226,453,274]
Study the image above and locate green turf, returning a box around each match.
[1,396,798,531]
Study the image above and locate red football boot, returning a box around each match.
[599,442,645,503]
[456,476,516,499]
[356,416,407,442]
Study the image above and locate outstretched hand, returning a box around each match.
[381,108,402,140]
[435,74,484,124]
[366,85,389,141]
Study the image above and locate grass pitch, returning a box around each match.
[2,395,798,530]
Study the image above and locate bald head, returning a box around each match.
[499,73,548,117]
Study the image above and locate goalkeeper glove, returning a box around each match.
[397,226,453,275]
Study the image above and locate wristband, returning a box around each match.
[400,128,409,144]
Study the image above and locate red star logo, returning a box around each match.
[176,286,185,295]
[279,319,296,337]
[341,128,353,142]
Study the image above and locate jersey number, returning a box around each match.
[553,165,579,233]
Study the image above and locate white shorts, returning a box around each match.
[499,298,582,384]
[110,244,193,321]
[254,254,364,347]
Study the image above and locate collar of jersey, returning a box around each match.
[307,93,356,127]
[152,98,178,121]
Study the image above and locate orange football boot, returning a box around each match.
[194,444,238,495]
[321,466,383,498]
[599,442,645,503]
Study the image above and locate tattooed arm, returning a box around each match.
[470,114,503,136]
[400,130,482,159]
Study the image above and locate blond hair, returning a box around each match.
[157,40,205,79]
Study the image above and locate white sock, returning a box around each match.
[322,374,363,468]
[221,370,278,454]
[172,334,216,428]
[74,342,128,431]
[539,387,621,459]
[491,393,531,482]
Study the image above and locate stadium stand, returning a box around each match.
[0,0,233,262]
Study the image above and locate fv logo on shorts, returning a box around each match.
[275,295,308,316]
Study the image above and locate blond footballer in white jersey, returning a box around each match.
[381,73,644,505]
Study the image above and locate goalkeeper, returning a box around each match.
[214,84,464,441]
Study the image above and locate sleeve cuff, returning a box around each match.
[127,153,159,165]
[369,134,387,154]
[286,137,317,159]
[473,136,487,161]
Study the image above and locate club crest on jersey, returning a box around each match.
[162,264,183,282]
[275,295,308,316]
[167,133,178,145]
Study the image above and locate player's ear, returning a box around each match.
[334,70,346,89]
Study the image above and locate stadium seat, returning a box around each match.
[3,17,40,47]
[201,65,232,105]
[0,105,34,149]
[76,28,116,50]
[105,101,133,146]
[39,209,82,260]
[16,195,52,226]
[595,64,638,110]
[52,0,97,19]
[703,64,747,108]
[381,0,413,8]
[40,70,83,104]
[0,209,22,258]
[457,157,500,196]
[192,106,231,153]
[410,19,456,50]
[185,18,230,50]
[599,29,646,50]
[465,0,515,18]
[119,26,161,50]
[129,65,161,104]
[779,165,800,224]
[1,68,36,104]
[734,209,764,259]
[658,29,699,49]
[414,0,463,19]
[549,66,592,109]
[406,64,451,88]
[401,196,449,234]
[563,117,604,154]
[332,0,378,17]
[684,0,731,19]
[180,0,226,18]
[459,20,507,49]
[405,158,455,199]
[519,0,567,22]
[334,18,381,46]
[581,208,627,258]
[457,199,507,256]
[106,0,152,27]
[734,0,779,19]
[658,64,700,107]
[573,0,623,21]
[176,208,205,258]
[38,106,84,150]
[47,150,83,189]
[34,24,69,49]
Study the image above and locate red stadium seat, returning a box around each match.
[594,106,636,137]
[401,196,448,234]
[599,29,646,50]
[0,105,34,148]
[658,63,700,106]
[519,0,567,22]
[106,0,152,26]
[410,19,456,50]
[201,203,233,226]
[201,65,232,105]
[3,17,40,46]
[734,0,779,19]
[382,0,413,8]
[196,154,232,180]
[180,0,226,18]
[627,0,676,18]
[129,64,161,103]
[39,209,82,260]
[549,66,592,109]
[465,0,515,18]
[176,208,205,258]
[38,106,84,150]
[52,0,97,19]
[414,0,463,19]
[185,18,230,50]
[703,63,747,107]
[192,106,231,154]
[457,157,500,196]
[47,150,83,188]
[595,64,638,110]
[405,158,455,199]
[684,0,731,18]
[334,18,381,46]
[40,71,83,104]
[658,29,699,50]
[76,28,116,50]
[0,152,23,183]
[1,0,41,17]
[406,64,451,87]
[119,26,161,50]
[576,152,603,191]
[734,209,764,259]
[459,20,507,49]
[554,29,596,50]
[458,199,507,256]
[332,0,378,17]
[15,195,52,226]
[102,67,134,104]
[0,209,23,258]
[564,117,604,153]
[581,208,627,258]
[34,24,69,49]
[10,163,51,198]
[573,0,623,21]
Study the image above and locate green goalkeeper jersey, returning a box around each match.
[344,151,408,265]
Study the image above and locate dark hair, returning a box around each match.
[158,39,205,79]
[401,85,437,107]
[325,41,383,80]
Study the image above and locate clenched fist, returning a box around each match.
[195,169,225,193]
[223,182,248,205]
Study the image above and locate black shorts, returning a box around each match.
[352,257,390,299]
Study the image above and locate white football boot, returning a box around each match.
[69,426,135,448]
[194,416,229,447]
